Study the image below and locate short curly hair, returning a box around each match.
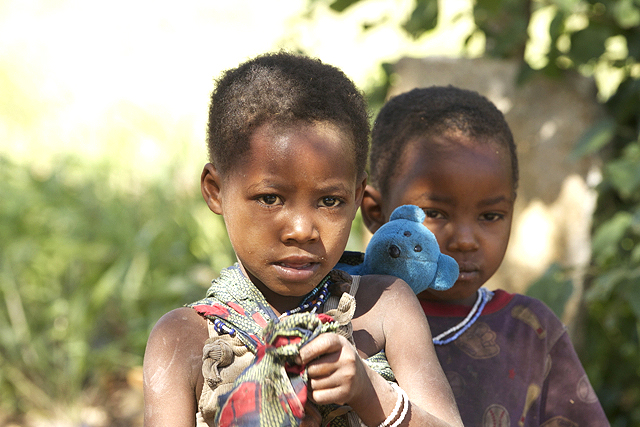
[370,86,518,199]
[207,52,370,178]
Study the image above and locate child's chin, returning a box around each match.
[418,286,480,305]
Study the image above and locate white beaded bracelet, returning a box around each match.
[377,382,409,427]
[389,387,409,427]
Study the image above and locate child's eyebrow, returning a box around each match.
[245,180,278,191]
[417,193,454,204]
[477,195,512,207]
[417,193,511,207]
[316,182,353,194]
[247,179,352,195]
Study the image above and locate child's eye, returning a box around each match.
[257,194,281,206]
[482,212,504,222]
[422,209,444,219]
[319,197,342,207]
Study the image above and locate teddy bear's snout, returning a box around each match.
[388,244,401,258]
[388,243,424,258]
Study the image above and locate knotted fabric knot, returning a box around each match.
[214,312,338,427]
[202,335,248,388]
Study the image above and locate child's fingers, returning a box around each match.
[307,381,349,406]
[306,357,363,406]
[298,333,365,406]
[298,332,344,365]
[307,365,356,393]
[305,347,356,379]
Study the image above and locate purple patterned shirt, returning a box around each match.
[421,290,609,427]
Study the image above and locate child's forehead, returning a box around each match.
[385,134,515,207]
[220,120,363,190]
[249,121,356,158]
[407,132,510,163]
[397,134,513,183]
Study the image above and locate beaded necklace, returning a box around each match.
[211,275,332,337]
[432,287,492,345]
[278,280,331,319]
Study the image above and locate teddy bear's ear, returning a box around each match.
[429,253,460,291]
[389,205,426,223]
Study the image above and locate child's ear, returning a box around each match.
[201,163,223,215]
[361,185,386,233]
[354,173,367,207]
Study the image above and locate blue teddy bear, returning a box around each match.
[335,205,459,294]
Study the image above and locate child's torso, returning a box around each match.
[423,290,608,427]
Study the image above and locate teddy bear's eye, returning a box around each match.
[388,245,401,258]
[414,245,422,252]
[404,231,411,237]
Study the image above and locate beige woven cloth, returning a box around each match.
[195,273,365,427]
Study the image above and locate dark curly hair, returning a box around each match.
[370,85,518,199]
[207,52,370,178]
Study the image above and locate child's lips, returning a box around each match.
[273,257,321,279]
[456,263,480,281]
[278,261,314,269]
[457,270,479,281]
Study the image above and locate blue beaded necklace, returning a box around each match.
[278,280,331,319]
[432,287,492,345]
[212,280,332,336]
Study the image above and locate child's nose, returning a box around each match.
[447,223,479,252]
[281,209,320,244]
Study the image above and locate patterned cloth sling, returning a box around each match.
[188,264,394,427]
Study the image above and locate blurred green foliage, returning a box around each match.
[524,263,574,320]
[0,156,235,421]
[527,2,640,424]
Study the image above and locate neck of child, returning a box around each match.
[418,289,480,307]
[263,291,307,318]
[239,263,307,317]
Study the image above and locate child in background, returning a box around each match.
[359,86,609,426]
[143,54,462,427]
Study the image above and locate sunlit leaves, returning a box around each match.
[402,0,438,39]
[526,263,574,319]
[569,23,612,64]
[571,117,616,159]
[329,0,362,13]
[474,0,530,58]
[612,0,640,29]
[604,143,640,199]
[592,212,633,264]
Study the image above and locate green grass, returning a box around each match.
[0,155,235,422]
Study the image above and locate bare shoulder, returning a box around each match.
[148,306,209,342]
[143,307,209,426]
[144,307,208,382]
[351,275,421,356]
[354,274,418,315]
[354,273,434,359]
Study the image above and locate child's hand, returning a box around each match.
[298,333,371,407]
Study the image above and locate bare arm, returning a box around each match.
[378,277,463,427]
[300,276,463,427]
[143,307,208,427]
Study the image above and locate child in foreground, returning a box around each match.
[142,53,463,427]
[358,86,609,426]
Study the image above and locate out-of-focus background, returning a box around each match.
[1,0,639,425]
